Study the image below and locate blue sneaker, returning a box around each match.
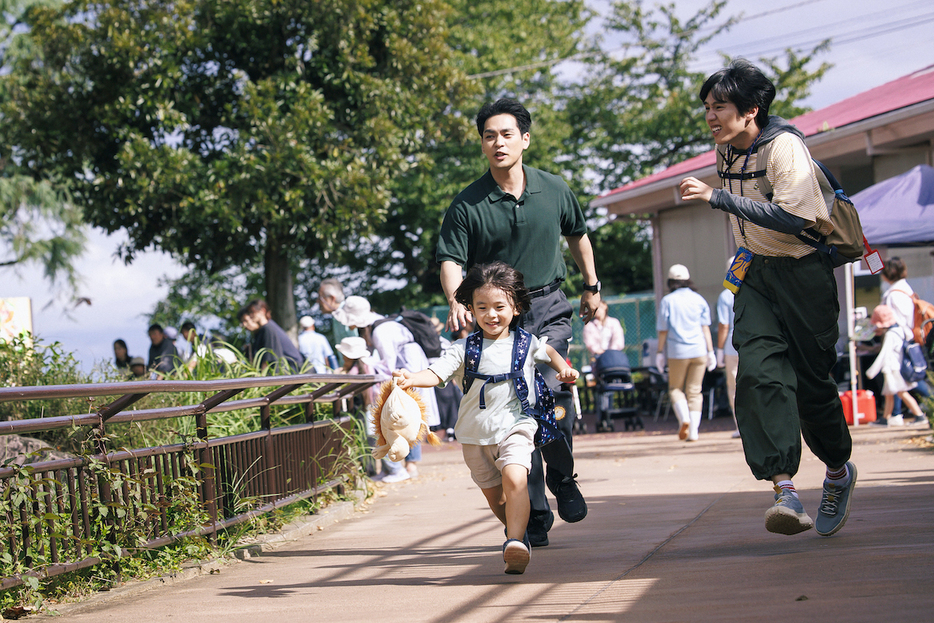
[764,486,813,535]
[816,462,857,536]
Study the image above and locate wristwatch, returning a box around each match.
[583,280,601,293]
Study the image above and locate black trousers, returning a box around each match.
[519,288,576,520]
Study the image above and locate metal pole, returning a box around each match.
[845,263,864,425]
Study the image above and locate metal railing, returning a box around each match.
[0,373,377,590]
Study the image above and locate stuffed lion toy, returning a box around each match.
[370,380,441,462]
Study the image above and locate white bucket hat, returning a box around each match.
[331,295,382,328]
[335,336,371,361]
[667,264,690,280]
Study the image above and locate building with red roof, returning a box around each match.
[591,65,934,327]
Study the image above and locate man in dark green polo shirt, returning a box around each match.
[437,98,601,547]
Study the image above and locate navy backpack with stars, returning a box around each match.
[461,327,564,448]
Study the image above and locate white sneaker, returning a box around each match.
[889,414,905,426]
[380,470,411,483]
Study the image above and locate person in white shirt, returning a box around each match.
[866,304,925,425]
[297,315,335,373]
[879,257,929,424]
[655,264,716,442]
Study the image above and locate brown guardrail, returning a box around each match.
[0,372,377,591]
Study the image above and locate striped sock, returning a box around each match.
[776,480,798,498]
[826,464,850,485]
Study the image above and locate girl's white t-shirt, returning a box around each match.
[428,332,550,445]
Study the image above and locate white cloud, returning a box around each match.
[2,229,187,374]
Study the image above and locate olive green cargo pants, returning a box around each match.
[733,252,852,480]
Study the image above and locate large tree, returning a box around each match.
[309,0,593,312]
[0,0,85,297]
[2,0,465,332]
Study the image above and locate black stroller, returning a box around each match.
[592,349,643,432]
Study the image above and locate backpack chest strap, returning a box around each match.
[462,328,533,410]
[463,369,524,409]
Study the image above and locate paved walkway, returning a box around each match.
[34,417,934,623]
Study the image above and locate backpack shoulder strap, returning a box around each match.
[716,144,769,186]
[512,328,564,447]
[461,330,484,395]
[511,328,534,414]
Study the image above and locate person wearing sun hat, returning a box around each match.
[331,296,383,332]
[655,264,716,442]
[334,335,388,480]
[335,336,371,364]
[332,296,440,481]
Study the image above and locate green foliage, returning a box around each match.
[2,0,833,321]
[0,334,99,452]
[556,0,831,295]
[0,453,211,612]
[566,1,831,195]
[0,336,362,612]
[2,0,467,322]
[0,334,89,400]
[563,218,654,296]
[346,0,593,311]
[0,0,86,299]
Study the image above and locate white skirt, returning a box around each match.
[882,370,916,396]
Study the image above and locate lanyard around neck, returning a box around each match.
[724,128,764,239]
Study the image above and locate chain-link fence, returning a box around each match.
[567,293,656,371]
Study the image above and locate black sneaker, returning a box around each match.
[527,510,554,547]
[546,473,588,523]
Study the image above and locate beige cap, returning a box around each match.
[668,264,690,280]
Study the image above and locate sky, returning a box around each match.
[3,0,933,374]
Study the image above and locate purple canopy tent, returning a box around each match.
[852,164,934,245]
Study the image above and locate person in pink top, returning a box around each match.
[582,300,624,360]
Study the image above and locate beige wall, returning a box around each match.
[656,206,736,334]
[874,150,932,184]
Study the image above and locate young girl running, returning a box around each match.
[866,304,927,426]
[393,261,579,575]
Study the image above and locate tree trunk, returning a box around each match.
[264,240,298,345]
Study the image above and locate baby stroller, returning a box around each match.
[592,349,643,432]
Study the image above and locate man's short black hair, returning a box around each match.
[699,58,776,129]
[148,323,164,334]
[476,98,532,137]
